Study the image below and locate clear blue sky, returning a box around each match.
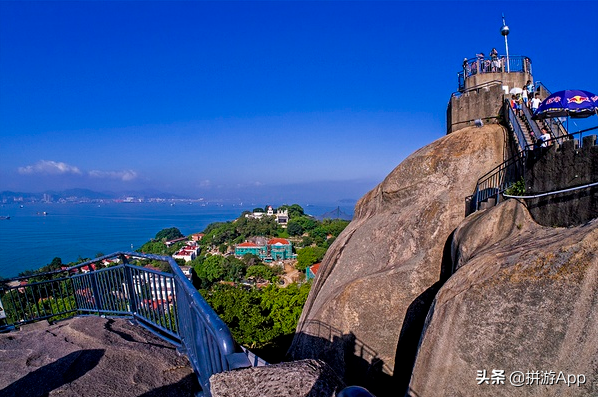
[1,1,597,204]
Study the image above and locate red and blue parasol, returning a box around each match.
[532,89,598,120]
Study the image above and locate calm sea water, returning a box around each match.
[0,202,353,278]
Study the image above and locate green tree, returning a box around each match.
[296,246,327,271]
[280,204,304,219]
[321,219,349,237]
[261,283,311,335]
[287,220,303,236]
[194,255,226,288]
[300,236,314,247]
[222,256,247,282]
[155,227,185,241]
[241,254,262,267]
[246,265,276,282]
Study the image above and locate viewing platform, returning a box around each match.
[458,55,532,93]
[447,54,535,134]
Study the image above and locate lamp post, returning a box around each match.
[501,14,510,72]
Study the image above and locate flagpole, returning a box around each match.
[501,14,510,73]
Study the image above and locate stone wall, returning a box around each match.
[448,70,532,134]
[524,135,598,226]
[447,84,505,134]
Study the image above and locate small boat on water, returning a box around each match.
[0,215,10,220]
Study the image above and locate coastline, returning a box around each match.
[0,202,354,278]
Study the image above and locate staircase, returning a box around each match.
[517,112,536,145]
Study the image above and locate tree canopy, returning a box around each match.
[155,227,185,241]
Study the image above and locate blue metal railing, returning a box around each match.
[0,252,251,396]
[504,98,531,151]
[458,55,532,92]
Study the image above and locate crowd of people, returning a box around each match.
[509,83,553,148]
[510,80,541,116]
[462,49,531,77]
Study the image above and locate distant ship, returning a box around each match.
[0,215,10,220]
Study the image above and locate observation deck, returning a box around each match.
[447,54,534,134]
[458,55,532,93]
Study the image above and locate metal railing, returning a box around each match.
[458,55,532,91]
[471,150,526,212]
[520,100,543,141]
[0,252,251,396]
[504,98,531,151]
[470,83,597,214]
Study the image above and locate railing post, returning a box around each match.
[122,259,138,316]
[89,269,103,313]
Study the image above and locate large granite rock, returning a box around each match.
[0,316,198,396]
[408,199,598,396]
[287,125,507,395]
[210,359,345,397]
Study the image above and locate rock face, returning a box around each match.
[408,199,598,396]
[0,316,198,397]
[287,125,507,395]
[210,359,345,397]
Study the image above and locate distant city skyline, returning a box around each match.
[1,1,597,203]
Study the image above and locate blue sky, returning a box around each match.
[1,1,597,204]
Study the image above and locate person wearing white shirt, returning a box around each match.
[539,128,551,148]
[531,93,542,113]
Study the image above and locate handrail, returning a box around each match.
[520,101,542,141]
[458,55,532,91]
[471,87,595,214]
[472,150,526,211]
[504,99,530,151]
[451,80,503,98]
[504,181,598,199]
[0,251,252,396]
[470,101,530,212]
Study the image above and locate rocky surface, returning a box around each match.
[0,316,199,397]
[210,359,345,397]
[287,125,508,395]
[408,199,598,396]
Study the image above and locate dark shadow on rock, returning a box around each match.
[104,319,177,350]
[288,321,392,397]
[393,229,456,397]
[0,349,105,397]
[138,373,201,397]
[288,230,458,397]
[251,332,296,364]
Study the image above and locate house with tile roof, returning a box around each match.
[268,238,295,261]
[235,241,266,258]
[306,263,321,281]
[235,237,296,262]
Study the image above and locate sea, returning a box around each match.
[0,201,354,278]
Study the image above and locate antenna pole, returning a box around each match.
[501,13,510,73]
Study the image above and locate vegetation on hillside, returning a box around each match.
[184,204,349,361]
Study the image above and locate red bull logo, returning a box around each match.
[546,96,561,105]
[567,95,590,104]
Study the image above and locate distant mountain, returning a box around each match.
[317,206,353,221]
[46,188,114,199]
[0,188,188,202]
